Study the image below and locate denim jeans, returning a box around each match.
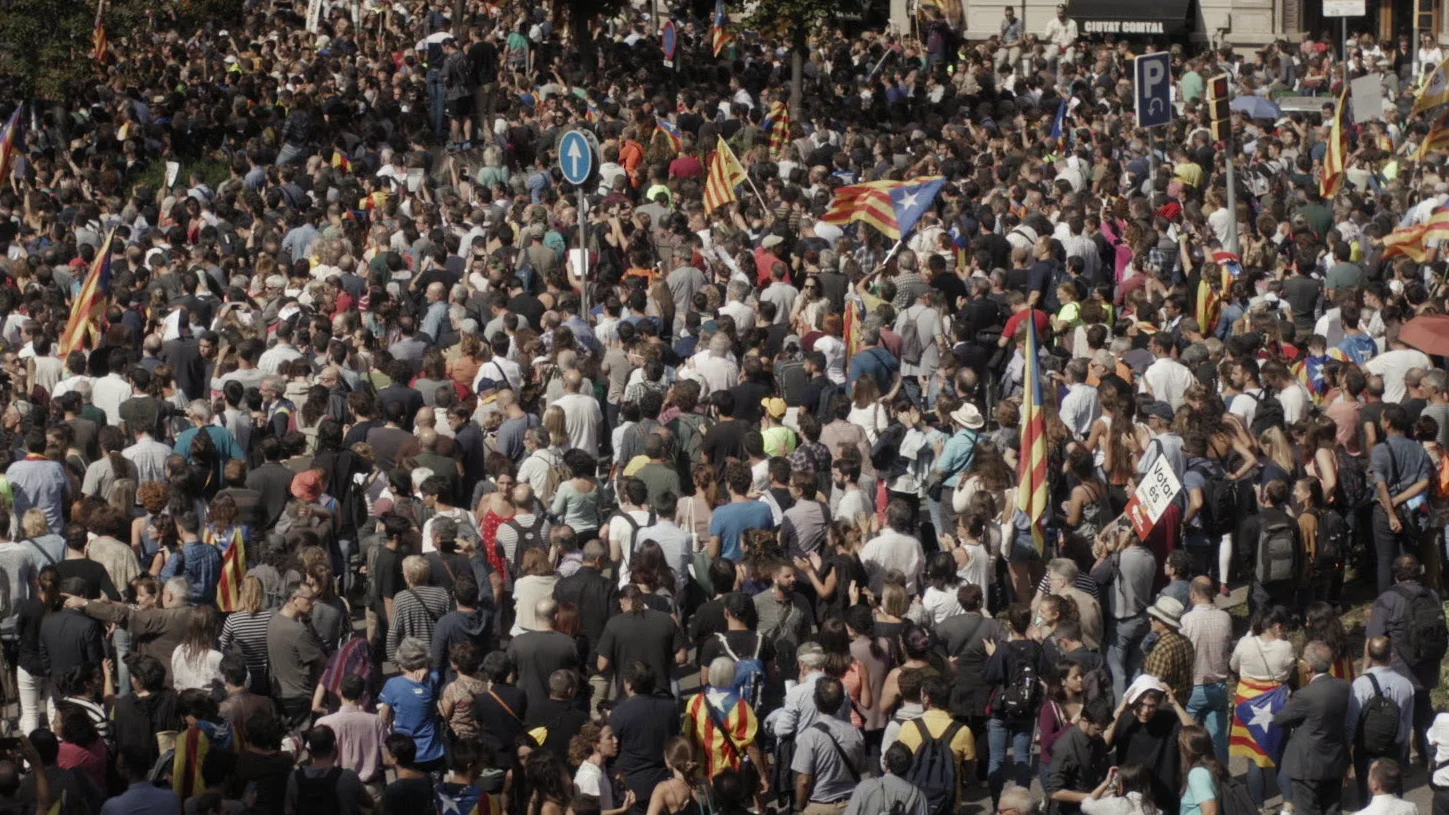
[1187,682,1229,764]
[1372,505,1415,594]
[986,715,1034,804]
[114,626,133,696]
[1106,613,1149,703]
[1246,763,1292,809]
[427,68,446,137]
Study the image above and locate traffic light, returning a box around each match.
[1206,74,1231,142]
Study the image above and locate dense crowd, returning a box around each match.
[5,1,1449,815]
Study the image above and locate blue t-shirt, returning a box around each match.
[847,346,899,394]
[379,675,445,763]
[709,501,775,562]
[1337,333,1377,366]
[1180,766,1218,815]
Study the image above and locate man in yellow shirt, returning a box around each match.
[1173,147,1204,189]
[894,675,978,805]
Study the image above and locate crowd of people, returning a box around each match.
[4,0,1449,815]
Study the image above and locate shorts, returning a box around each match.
[446,96,473,117]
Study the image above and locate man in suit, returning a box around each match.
[1273,640,1351,815]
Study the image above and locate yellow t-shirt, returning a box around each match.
[1174,162,1204,188]
[896,708,977,762]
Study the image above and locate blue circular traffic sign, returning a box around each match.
[558,130,595,186]
[662,21,677,59]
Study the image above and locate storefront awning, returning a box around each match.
[1073,0,1193,36]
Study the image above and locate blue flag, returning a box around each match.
[888,176,947,238]
[1050,98,1069,141]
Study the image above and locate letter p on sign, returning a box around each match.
[1134,52,1172,129]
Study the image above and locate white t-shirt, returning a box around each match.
[834,487,873,524]
[921,586,965,626]
[606,509,655,585]
[1429,712,1449,789]
[1277,382,1311,424]
[551,393,603,456]
[474,356,523,393]
[1365,349,1433,403]
[1228,388,1262,427]
[574,761,613,810]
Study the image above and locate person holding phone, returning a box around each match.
[1080,763,1158,815]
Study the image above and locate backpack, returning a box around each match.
[775,359,809,406]
[539,451,572,505]
[899,308,927,366]
[814,380,843,419]
[611,510,657,562]
[901,718,963,815]
[1219,775,1258,815]
[670,412,714,487]
[1254,516,1298,585]
[1390,584,1449,667]
[994,642,1042,719]
[1335,449,1373,510]
[320,635,373,709]
[714,633,766,709]
[293,766,344,815]
[1314,507,1349,565]
[1356,672,1402,758]
[507,515,548,575]
[1247,390,1286,436]
[1192,461,1239,537]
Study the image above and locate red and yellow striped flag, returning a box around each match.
[93,22,107,63]
[0,107,20,185]
[1419,109,1449,160]
[172,726,210,800]
[821,180,905,240]
[1195,276,1220,337]
[60,229,115,356]
[1382,222,1432,262]
[766,101,790,156]
[1017,316,1048,554]
[215,527,246,612]
[332,151,351,172]
[711,0,735,57]
[704,136,747,213]
[1321,85,1349,200]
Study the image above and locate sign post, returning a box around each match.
[662,20,677,69]
[1323,0,1365,64]
[558,129,597,317]
[1134,52,1172,197]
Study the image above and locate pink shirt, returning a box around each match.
[316,704,387,782]
[59,740,108,792]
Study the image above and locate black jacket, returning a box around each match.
[38,608,105,677]
[554,566,619,669]
[1273,673,1351,781]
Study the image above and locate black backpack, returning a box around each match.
[1390,584,1449,667]
[1247,390,1286,436]
[814,381,843,419]
[1315,508,1349,565]
[1219,775,1258,815]
[1335,449,1374,510]
[1356,672,1402,758]
[1253,516,1298,585]
[902,718,963,815]
[507,515,547,575]
[293,766,343,815]
[994,641,1042,719]
[1192,461,1239,537]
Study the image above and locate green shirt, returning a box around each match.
[1325,261,1364,292]
[1180,71,1205,102]
[1296,202,1334,237]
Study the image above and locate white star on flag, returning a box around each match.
[440,794,462,815]
[898,191,920,210]
[1248,700,1275,730]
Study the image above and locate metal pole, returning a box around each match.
[1224,135,1239,256]
[579,189,590,317]
[1342,17,1347,64]
[1147,125,1157,196]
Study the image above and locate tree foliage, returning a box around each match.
[745,0,839,117]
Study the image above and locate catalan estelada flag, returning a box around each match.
[684,690,759,777]
[1321,85,1349,200]
[711,0,734,57]
[704,136,747,213]
[60,229,115,355]
[1017,315,1048,554]
[213,526,246,613]
[0,107,21,185]
[1230,678,1289,768]
[437,783,505,815]
[655,116,683,155]
[1422,205,1449,243]
[820,177,946,241]
[93,22,108,63]
[172,725,211,800]
[331,151,351,172]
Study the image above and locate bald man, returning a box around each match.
[421,281,451,344]
[551,369,602,457]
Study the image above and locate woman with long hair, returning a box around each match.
[551,450,601,542]
[817,617,875,728]
[132,481,171,563]
[845,604,894,746]
[511,548,560,637]
[983,604,1042,803]
[1039,660,1086,795]
[53,701,108,792]
[683,463,717,538]
[1178,725,1227,815]
[1302,416,1341,507]
[1082,763,1161,815]
[1031,594,1079,642]
[1088,386,1149,514]
[1301,601,1354,681]
[526,746,574,815]
[848,376,888,444]
[1062,446,1111,553]
[629,540,678,613]
[878,623,937,714]
[14,566,63,734]
[172,605,224,692]
[297,385,331,453]
[944,494,998,612]
[1228,606,1297,810]
[218,576,274,694]
[795,521,869,623]
[645,736,704,815]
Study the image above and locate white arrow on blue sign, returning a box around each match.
[558,130,594,186]
[1133,52,1172,129]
